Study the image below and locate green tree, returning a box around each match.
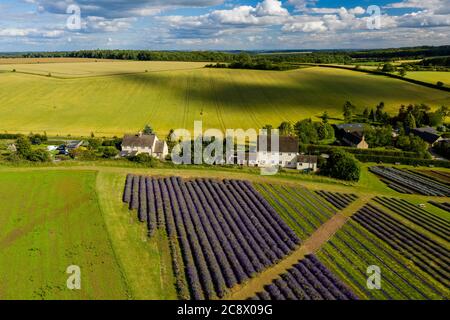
[321,150,361,182]
[143,124,154,135]
[278,121,294,136]
[16,136,32,158]
[382,63,396,73]
[404,112,417,131]
[294,119,319,144]
[343,101,356,122]
[321,112,329,124]
[262,124,273,134]
[399,68,407,77]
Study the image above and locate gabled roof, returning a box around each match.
[343,131,364,145]
[257,135,298,153]
[298,155,318,163]
[122,134,157,148]
[335,123,365,133]
[154,140,166,154]
[412,127,442,144]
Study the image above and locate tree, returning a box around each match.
[294,119,319,144]
[16,136,32,158]
[375,102,385,121]
[102,147,119,158]
[399,68,407,77]
[404,112,417,131]
[343,101,356,122]
[321,112,329,124]
[320,150,361,182]
[143,124,154,135]
[166,129,177,153]
[262,124,273,134]
[382,63,395,73]
[437,81,444,87]
[278,121,293,136]
[362,108,370,120]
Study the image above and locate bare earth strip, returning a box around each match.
[226,197,369,300]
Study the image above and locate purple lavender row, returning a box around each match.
[165,177,216,299]
[196,179,263,273]
[230,180,298,250]
[123,174,133,203]
[171,177,227,298]
[222,181,285,261]
[161,178,205,300]
[240,180,301,246]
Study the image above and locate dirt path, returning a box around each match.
[225,198,369,300]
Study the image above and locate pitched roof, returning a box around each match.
[154,140,166,154]
[343,131,364,146]
[257,135,298,153]
[298,155,318,163]
[122,134,156,148]
[335,123,365,133]
[412,127,442,144]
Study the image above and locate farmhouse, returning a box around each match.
[411,127,444,146]
[297,155,318,172]
[342,132,369,149]
[121,132,168,160]
[335,123,369,149]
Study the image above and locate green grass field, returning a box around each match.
[406,71,450,87]
[0,61,449,136]
[0,169,177,300]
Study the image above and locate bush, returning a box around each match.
[129,153,158,167]
[101,146,119,158]
[321,150,361,182]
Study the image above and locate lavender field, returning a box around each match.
[123,175,300,300]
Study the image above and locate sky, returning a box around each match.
[0,0,449,51]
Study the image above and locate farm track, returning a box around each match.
[225,212,350,300]
[225,197,369,300]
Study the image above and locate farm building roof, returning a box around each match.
[298,155,318,163]
[412,127,442,144]
[335,123,365,133]
[257,135,299,153]
[342,131,365,145]
[122,133,157,148]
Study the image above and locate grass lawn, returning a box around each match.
[0,170,129,299]
[0,62,449,136]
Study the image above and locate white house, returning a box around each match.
[246,136,317,171]
[297,155,318,172]
[121,132,169,160]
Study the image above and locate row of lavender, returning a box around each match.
[429,201,450,213]
[315,191,358,210]
[353,204,450,286]
[123,175,301,300]
[374,197,450,241]
[251,255,358,300]
[369,166,450,196]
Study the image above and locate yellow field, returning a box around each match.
[0,61,449,137]
[406,71,450,87]
[0,60,206,78]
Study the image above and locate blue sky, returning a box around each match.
[1,0,449,51]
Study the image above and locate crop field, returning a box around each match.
[314,191,358,210]
[429,201,450,213]
[406,71,450,87]
[0,57,116,65]
[251,255,358,300]
[1,61,449,136]
[123,175,300,300]
[353,204,450,287]
[317,218,449,300]
[374,197,450,241]
[369,166,450,196]
[0,170,129,299]
[254,184,342,240]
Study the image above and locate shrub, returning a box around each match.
[321,150,361,182]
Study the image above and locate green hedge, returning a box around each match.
[304,144,421,158]
[0,134,21,140]
[354,154,450,168]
